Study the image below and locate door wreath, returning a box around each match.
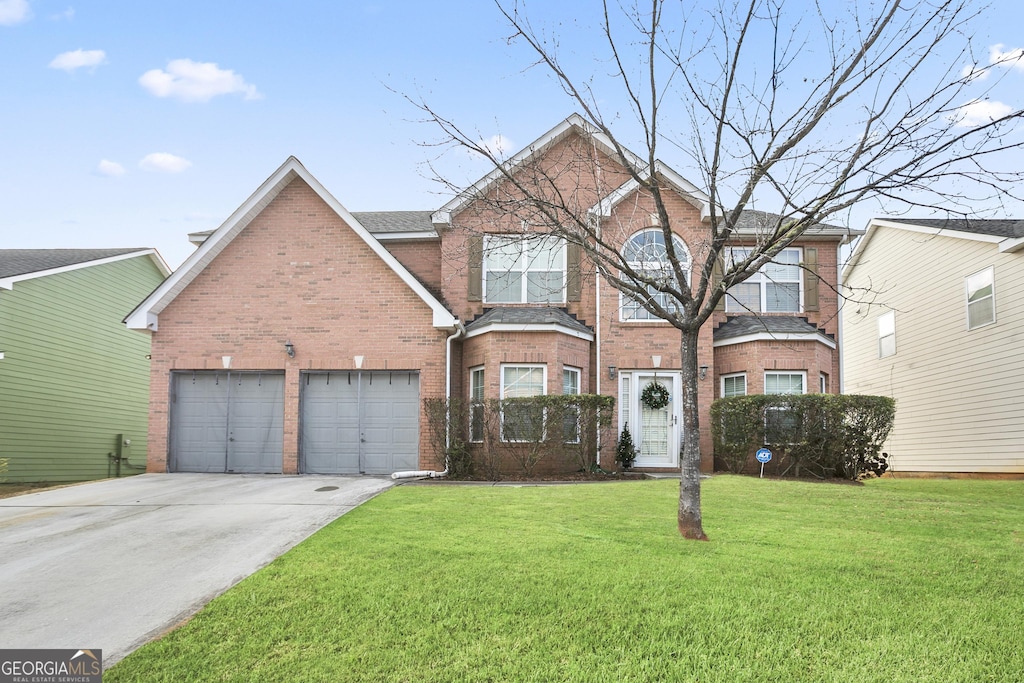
[640,381,670,410]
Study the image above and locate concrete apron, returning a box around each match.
[0,473,394,667]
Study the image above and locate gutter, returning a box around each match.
[392,320,466,480]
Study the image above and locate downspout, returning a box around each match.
[392,320,465,480]
[837,241,845,394]
[593,215,603,467]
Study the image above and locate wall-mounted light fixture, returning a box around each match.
[284,342,295,358]
[608,365,617,380]
[699,365,709,380]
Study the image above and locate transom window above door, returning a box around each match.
[484,235,566,303]
[725,247,803,313]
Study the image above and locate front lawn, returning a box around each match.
[108,476,1024,682]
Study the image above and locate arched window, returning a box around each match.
[620,229,691,321]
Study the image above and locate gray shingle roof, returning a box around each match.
[713,315,834,342]
[465,307,593,335]
[351,211,435,234]
[0,249,148,279]
[734,210,851,236]
[883,218,1024,239]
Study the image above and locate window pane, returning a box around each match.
[502,367,544,398]
[526,237,564,271]
[878,311,895,337]
[966,269,993,302]
[727,283,761,312]
[968,298,994,329]
[485,238,522,271]
[766,282,800,312]
[563,369,579,395]
[766,373,803,395]
[526,271,564,303]
[723,375,746,398]
[765,249,800,280]
[470,369,485,442]
[485,272,522,302]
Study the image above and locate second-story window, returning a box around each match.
[484,235,566,304]
[620,228,691,321]
[725,247,803,313]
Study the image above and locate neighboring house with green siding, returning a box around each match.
[0,249,170,483]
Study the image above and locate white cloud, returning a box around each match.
[989,44,1024,71]
[49,49,106,72]
[138,59,261,103]
[479,134,514,158]
[0,0,31,25]
[950,99,1014,128]
[97,159,125,177]
[960,63,989,82]
[139,153,192,173]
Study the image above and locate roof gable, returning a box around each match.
[431,114,710,226]
[844,217,1024,280]
[0,249,169,290]
[125,157,456,331]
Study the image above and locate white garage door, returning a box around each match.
[170,371,284,473]
[300,371,419,474]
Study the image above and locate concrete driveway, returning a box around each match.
[0,473,394,667]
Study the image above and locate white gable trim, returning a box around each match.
[590,163,710,221]
[432,114,662,227]
[0,250,170,291]
[125,157,457,331]
[845,218,1018,280]
[713,331,837,350]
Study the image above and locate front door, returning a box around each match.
[621,372,681,468]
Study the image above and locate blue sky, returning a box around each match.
[3,0,1023,268]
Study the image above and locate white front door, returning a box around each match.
[620,372,681,468]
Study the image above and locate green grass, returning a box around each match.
[108,477,1024,682]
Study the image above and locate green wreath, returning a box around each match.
[641,381,670,410]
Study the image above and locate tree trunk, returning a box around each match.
[678,328,708,540]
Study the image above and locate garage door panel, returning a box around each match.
[301,371,419,475]
[170,372,283,474]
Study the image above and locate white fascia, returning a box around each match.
[125,157,456,331]
[373,231,439,241]
[463,322,595,342]
[0,250,170,291]
[713,331,837,350]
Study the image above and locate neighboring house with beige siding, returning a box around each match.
[842,218,1024,474]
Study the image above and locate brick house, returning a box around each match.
[127,114,857,475]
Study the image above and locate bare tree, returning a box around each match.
[414,0,1024,539]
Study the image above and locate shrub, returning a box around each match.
[711,394,895,480]
[425,395,615,479]
[616,423,637,469]
[422,398,473,478]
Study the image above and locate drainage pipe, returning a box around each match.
[392,320,465,480]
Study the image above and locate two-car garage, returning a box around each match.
[168,370,420,475]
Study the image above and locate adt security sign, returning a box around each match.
[755,448,772,478]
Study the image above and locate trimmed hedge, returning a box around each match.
[711,394,895,480]
[424,395,615,479]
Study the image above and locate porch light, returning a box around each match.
[699,365,709,380]
[608,365,617,380]
[284,342,295,358]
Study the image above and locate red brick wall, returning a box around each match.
[382,239,444,299]
[713,339,836,396]
[148,178,450,473]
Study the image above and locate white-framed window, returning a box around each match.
[562,366,581,443]
[721,373,747,398]
[484,235,566,304]
[819,373,829,394]
[469,366,485,442]
[501,364,546,442]
[966,266,995,330]
[765,371,806,395]
[878,310,896,358]
[619,228,691,321]
[725,247,803,313]
[764,371,806,444]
